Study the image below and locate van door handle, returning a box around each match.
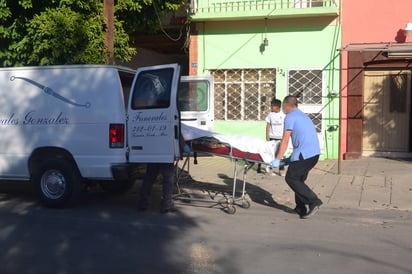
[181,118,197,121]
[174,125,178,139]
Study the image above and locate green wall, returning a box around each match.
[195,19,341,158]
[214,120,266,139]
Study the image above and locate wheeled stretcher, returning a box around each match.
[174,124,283,214]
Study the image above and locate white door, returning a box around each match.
[179,76,214,131]
[127,64,181,163]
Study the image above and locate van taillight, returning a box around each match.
[109,124,124,148]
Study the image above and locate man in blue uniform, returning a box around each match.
[272,95,322,218]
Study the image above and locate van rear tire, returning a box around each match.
[32,158,81,208]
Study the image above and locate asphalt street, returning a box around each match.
[0,180,411,274]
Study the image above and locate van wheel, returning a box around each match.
[32,159,81,207]
[99,180,135,194]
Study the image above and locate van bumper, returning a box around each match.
[111,163,146,181]
[111,164,131,181]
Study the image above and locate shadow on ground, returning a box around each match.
[0,179,238,274]
[174,168,295,215]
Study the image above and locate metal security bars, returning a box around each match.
[210,68,276,120]
[288,69,323,132]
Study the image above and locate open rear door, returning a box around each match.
[127,64,181,163]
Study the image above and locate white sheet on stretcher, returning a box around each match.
[181,123,277,164]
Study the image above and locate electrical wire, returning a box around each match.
[152,0,184,42]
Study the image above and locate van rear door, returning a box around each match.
[127,64,181,163]
[178,76,214,131]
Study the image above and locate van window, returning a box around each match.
[131,68,173,109]
[118,70,136,109]
[178,81,209,112]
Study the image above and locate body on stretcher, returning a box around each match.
[174,124,288,214]
[188,136,286,175]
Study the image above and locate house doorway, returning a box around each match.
[362,70,411,155]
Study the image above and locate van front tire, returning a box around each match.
[32,159,81,208]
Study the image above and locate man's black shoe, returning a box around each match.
[160,201,177,214]
[160,206,177,214]
[302,200,323,219]
[294,206,307,218]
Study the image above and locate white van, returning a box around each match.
[0,64,212,207]
[179,76,214,131]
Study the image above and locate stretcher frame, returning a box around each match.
[173,141,278,214]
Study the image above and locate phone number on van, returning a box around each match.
[131,124,168,137]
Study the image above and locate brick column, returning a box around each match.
[344,51,364,160]
[189,33,198,76]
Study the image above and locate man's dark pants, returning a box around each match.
[139,163,174,209]
[285,154,320,210]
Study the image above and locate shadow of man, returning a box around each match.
[217,173,295,214]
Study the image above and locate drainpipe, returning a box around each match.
[338,49,342,175]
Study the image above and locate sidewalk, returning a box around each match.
[178,156,412,211]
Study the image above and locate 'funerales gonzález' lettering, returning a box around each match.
[131,111,168,123]
[0,111,69,125]
[23,111,69,125]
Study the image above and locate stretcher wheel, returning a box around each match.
[226,205,236,214]
[180,193,192,203]
[241,199,251,209]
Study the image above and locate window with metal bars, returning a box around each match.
[210,68,276,121]
[288,69,323,132]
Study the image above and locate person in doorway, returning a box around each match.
[138,137,191,214]
[257,98,285,174]
[271,95,322,219]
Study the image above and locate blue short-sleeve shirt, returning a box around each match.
[284,108,320,161]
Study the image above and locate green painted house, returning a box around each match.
[187,0,341,159]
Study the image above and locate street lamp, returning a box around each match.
[263,18,268,47]
[405,21,412,36]
[404,21,412,43]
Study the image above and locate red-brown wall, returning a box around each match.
[342,0,412,45]
[340,0,412,159]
